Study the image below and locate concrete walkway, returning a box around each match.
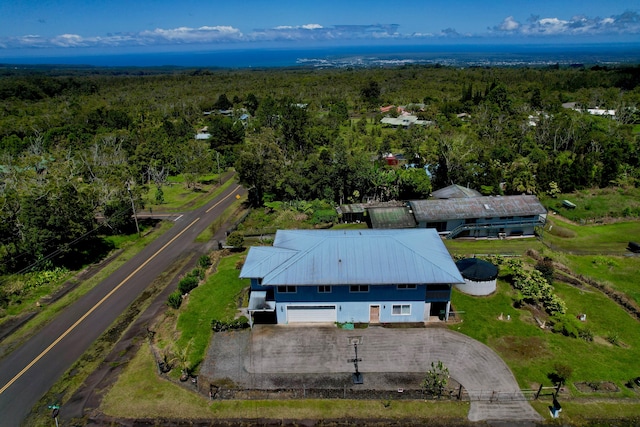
[202,325,543,423]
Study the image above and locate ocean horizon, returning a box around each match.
[2,42,640,69]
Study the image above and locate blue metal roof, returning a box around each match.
[240,229,464,286]
[239,246,297,279]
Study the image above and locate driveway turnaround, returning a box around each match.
[202,324,543,423]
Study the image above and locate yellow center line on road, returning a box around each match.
[206,185,242,213]
[0,216,201,396]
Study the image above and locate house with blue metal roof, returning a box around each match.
[240,229,464,326]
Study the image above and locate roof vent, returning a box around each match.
[483,204,491,210]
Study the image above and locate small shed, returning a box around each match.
[455,258,498,296]
[366,206,416,229]
[336,203,367,223]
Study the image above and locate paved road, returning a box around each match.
[0,182,246,427]
[203,325,543,423]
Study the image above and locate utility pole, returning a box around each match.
[216,151,221,185]
[127,182,140,236]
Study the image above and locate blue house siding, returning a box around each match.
[275,300,425,324]
[274,284,426,303]
[335,301,424,323]
[240,229,465,325]
[268,284,440,323]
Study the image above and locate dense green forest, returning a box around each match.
[1,64,639,274]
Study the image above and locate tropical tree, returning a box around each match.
[422,361,450,398]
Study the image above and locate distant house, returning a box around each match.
[240,229,464,326]
[195,132,211,140]
[409,195,547,239]
[380,115,431,127]
[562,102,616,118]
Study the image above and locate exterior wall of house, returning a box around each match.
[273,284,426,303]
[274,300,426,323]
[271,284,429,323]
[339,300,425,323]
[421,215,542,237]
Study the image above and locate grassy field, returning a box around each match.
[451,278,640,393]
[540,187,640,223]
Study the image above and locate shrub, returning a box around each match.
[606,331,620,346]
[226,231,245,249]
[167,291,182,309]
[548,363,573,385]
[312,208,338,224]
[535,257,554,284]
[551,315,580,338]
[211,317,250,332]
[178,275,199,294]
[188,268,205,281]
[198,255,212,269]
[579,327,594,342]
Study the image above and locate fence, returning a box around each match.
[198,382,556,403]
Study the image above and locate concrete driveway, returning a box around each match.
[202,324,543,423]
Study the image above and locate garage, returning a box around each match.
[286,305,337,323]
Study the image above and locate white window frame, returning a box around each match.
[392,304,411,315]
[318,285,332,293]
[277,285,297,293]
[397,284,417,290]
[349,285,369,293]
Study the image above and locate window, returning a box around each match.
[277,285,296,293]
[392,304,411,315]
[318,285,332,293]
[349,285,369,293]
[397,284,417,290]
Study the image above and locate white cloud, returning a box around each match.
[498,16,520,31]
[493,11,640,36]
[2,11,639,50]
[139,26,243,43]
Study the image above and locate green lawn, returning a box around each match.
[174,252,250,371]
[542,214,640,254]
[540,187,640,222]
[560,254,640,304]
[451,272,640,394]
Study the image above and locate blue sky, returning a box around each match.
[1,0,639,56]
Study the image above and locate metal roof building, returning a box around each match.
[409,195,547,239]
[242,229,463,286]
[409,195,546,223]
[240,229,464,325]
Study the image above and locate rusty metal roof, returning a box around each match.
[367,206,416,229]
[409,195,546,222]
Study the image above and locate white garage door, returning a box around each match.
[287,306,337,323]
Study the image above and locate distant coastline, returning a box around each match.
[2,42,640,69]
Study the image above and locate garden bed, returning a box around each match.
[574,381,620,393]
